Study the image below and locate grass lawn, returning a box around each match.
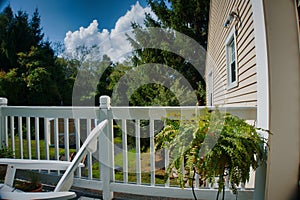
[90,148,178,185]
[8,136,76,160]
[7,136,179,186]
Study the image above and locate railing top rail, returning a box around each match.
[1,105,257,120]
[2,106,99,119]
[109,106,257,120]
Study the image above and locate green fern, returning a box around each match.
[155,108,268,193]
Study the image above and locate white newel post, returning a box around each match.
[0,97,8,149]
[99,96,114,200]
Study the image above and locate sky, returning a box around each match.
[0,0,155,61]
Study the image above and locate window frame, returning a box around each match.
[225,27,238,90]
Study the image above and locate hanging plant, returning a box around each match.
[155,108,269,196]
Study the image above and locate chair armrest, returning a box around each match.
[0,158,84,187]
[0,191,76,200]
[0,158,84,171]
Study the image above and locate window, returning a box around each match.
[226,28,238,89]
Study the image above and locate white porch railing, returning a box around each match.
[0,96,257,200]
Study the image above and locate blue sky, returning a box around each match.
[2,0,148,42]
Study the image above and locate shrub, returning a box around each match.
[0,146,14,158]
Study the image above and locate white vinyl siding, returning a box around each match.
[205,0,257,106]
[207,71,213,106]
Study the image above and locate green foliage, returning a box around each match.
[126,0,209,106]
[155,109,267,193]
[0,146,14,158]
[0,6,44,70]
[70,46,114,106]
[0,5,75,106]
[0,69,27,105]
[147,0,210,48]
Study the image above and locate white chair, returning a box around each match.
[0,119,108,200]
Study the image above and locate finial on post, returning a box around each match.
[0,98,7,106]
[99,96,111,110]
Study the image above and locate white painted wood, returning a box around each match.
[26,117,31,159]
[0,101,258,199]
[149,120,155,186]
[135,119,141,185]
[54,119,108,193]
[0,191,76,200]
[110,183,254,200]
[35,117,40,160]
[4,116,8,147]
[4,164,16,187]
[164,145,170,187]
[44,118,50,161]
[87,119,92,179]
[0,98,8,149]
[110,106,257,120]
[0,119,106,199]
[64,118,70,161]
[0,158,85,192]
[73,178,103,191]
[18,116,23,159]
[99,96,113,200]
[2,106,99,119]
[54,118,59,160]
[10,117,15,158]
[75,118,81,177]
[122,119,128,183]
[0,159,79,170]
[2,106,257,120]
[109,118,115,183]
[195,173,199,188]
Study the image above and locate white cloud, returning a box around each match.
[64,2,155,62]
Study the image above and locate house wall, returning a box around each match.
[206,0,257,106]
[261,0,300,199]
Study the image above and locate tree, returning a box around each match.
[123,0,210,106]
[0,5,45,71]
[67,44,115,106]
[17,44,63,105]
[29,8,44,45]
[55,57,77,106]
[123,0,209,105]
[0,5,73,106]
[126,21,206,106]
[0,69,27,105]
[147,0,210,48]
[0,5,15,71]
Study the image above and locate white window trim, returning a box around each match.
[225,27,238,90]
